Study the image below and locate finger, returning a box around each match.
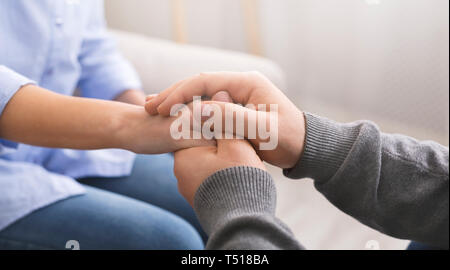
[157,72,255,116]
[145,79,187,115]
[211,93,246,154]
[145,94,157,102]
[211,91,233,103]
[177,93,233,135]
[201,101,258,140]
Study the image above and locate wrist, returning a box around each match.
[112,103,146,152]
[281,111,306,169]
[292,111,307,165]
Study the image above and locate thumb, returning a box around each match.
[209,91,258,159]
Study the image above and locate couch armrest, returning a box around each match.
[110,29,286,94]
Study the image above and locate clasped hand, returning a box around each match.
[145,72,306,205]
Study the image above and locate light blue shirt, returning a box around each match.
[0,0,141,230]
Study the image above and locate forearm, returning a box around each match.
[285,113,449,248]
[0,84,140,151]
[194,167,303,250]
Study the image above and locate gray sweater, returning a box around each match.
[193,113,449,250]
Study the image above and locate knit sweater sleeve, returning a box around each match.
[194,166,304,250]
[284,113,449,248]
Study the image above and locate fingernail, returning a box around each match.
[212,91,233,102]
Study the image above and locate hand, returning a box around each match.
[114,89,147,106]
[174,137,266,206]
[118,105,216,154]
[145,72,306,168]
[174,91,266,206]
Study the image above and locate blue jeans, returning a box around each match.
[0,154,205,250]
[407,242,443,250]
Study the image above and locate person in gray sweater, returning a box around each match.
[145,71,449,250]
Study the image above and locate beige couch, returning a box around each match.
[111,29,286,95]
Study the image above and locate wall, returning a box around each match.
[105,0,449,144]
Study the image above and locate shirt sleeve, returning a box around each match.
[0,65,36,153]
[77,0,142,101]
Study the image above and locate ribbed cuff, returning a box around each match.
[283,113,362,183]
[194,166,276,235]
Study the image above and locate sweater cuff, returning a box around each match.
[194,166,276,236]
[283,113,362,183]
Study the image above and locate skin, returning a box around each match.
[145,71,306,169]
[146,72,308,206]
[174,137,266,206]
[174,91,266,206]
[0,84,214,154]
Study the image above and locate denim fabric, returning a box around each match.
[0,155,205,250]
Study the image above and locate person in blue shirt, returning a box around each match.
[0,0,210,249]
